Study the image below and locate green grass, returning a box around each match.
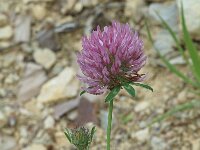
[148,100,200,126]
[145,2,200,125]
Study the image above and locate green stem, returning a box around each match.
[107,99,114,150]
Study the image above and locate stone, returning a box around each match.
[0,41,10,49]
[4,73,19,84]
[67,110,78,121]
[23,0,53,4]
[44,115,55,129]
[100,110,115,131]
[32,5,47,20]
[100,110,109,130]
[134,101,150,113]
[20,126,28,138]
[125,0,145,18]
[0,111,6,128]
[21,43,34,53]
[61,0,76,14]
[118,142,131,150]
[53,98,80,119]
[37,67,79,103]
[33,131,53,145]
[81,0,98,7]
[0,136,16,150]
[22,144,47,150]
[55,131,72,149]
[148,2,178,29]
[177,0,200,39]
[131,128,149,142]
[154,29,176,56]
[55,16,73,26]
[33,48,56,69]
[0,13,8,27]
[169,56,185,65]
[14,15,31,43]
[0,88,6,98]
[0,26,13,40]
[191,138,200,150]
[76,97,98,126]
[1,52,16,67]
[74,2,83,13]
[17,63,47,101]
[151,136,168,150]
[37,28,60,51]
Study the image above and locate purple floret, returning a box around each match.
[77,21,147,95]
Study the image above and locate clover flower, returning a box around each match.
[77,21,147,95]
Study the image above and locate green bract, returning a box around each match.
[64,126,96,150]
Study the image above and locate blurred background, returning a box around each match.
[0,0,200,149]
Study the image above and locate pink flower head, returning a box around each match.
[77,21,147,95]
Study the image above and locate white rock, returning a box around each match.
[131,128,149,142]
[32,5,47,20]
[4,73,19,84]
[44,115,55,129]
[177,0,200,38]
[61,0,76,14]
[148,2,178,30]
[0,13,8,27]
[33,48,56,69]
[154,29,175,56]
[81,0,98,7]
[0,88,6,98]
[100,110,109,130]
[169,56,185,65]
[2,52,16,67]
[0,136,16,150]
[191,138,200,150]
[151,136,168,150]
[14,15,31,43]
[22,144,47,150]
[74,2,83,13]
[0,41,10,49]
[20,126,28,138]
[134,101,150,113]
[125,0,144,17]
[37,67,79,103]
[100,110,116,130]
[67,110,78,121]
[0,26,13,40]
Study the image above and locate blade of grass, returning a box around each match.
[156,12,190,66]
[145,19,199,88]
[181,2,200,84]
[149,99,200,126]
[64,128,72,143]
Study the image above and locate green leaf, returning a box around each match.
[80,90,86,96]
[90,126,96,142]
[64,128,72,143]
[123,83,136,97]
[180,2,200,84]
[131,82,153,92]
[149,100,200,126]
[105,86,121,102]
[145,19,200,88]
